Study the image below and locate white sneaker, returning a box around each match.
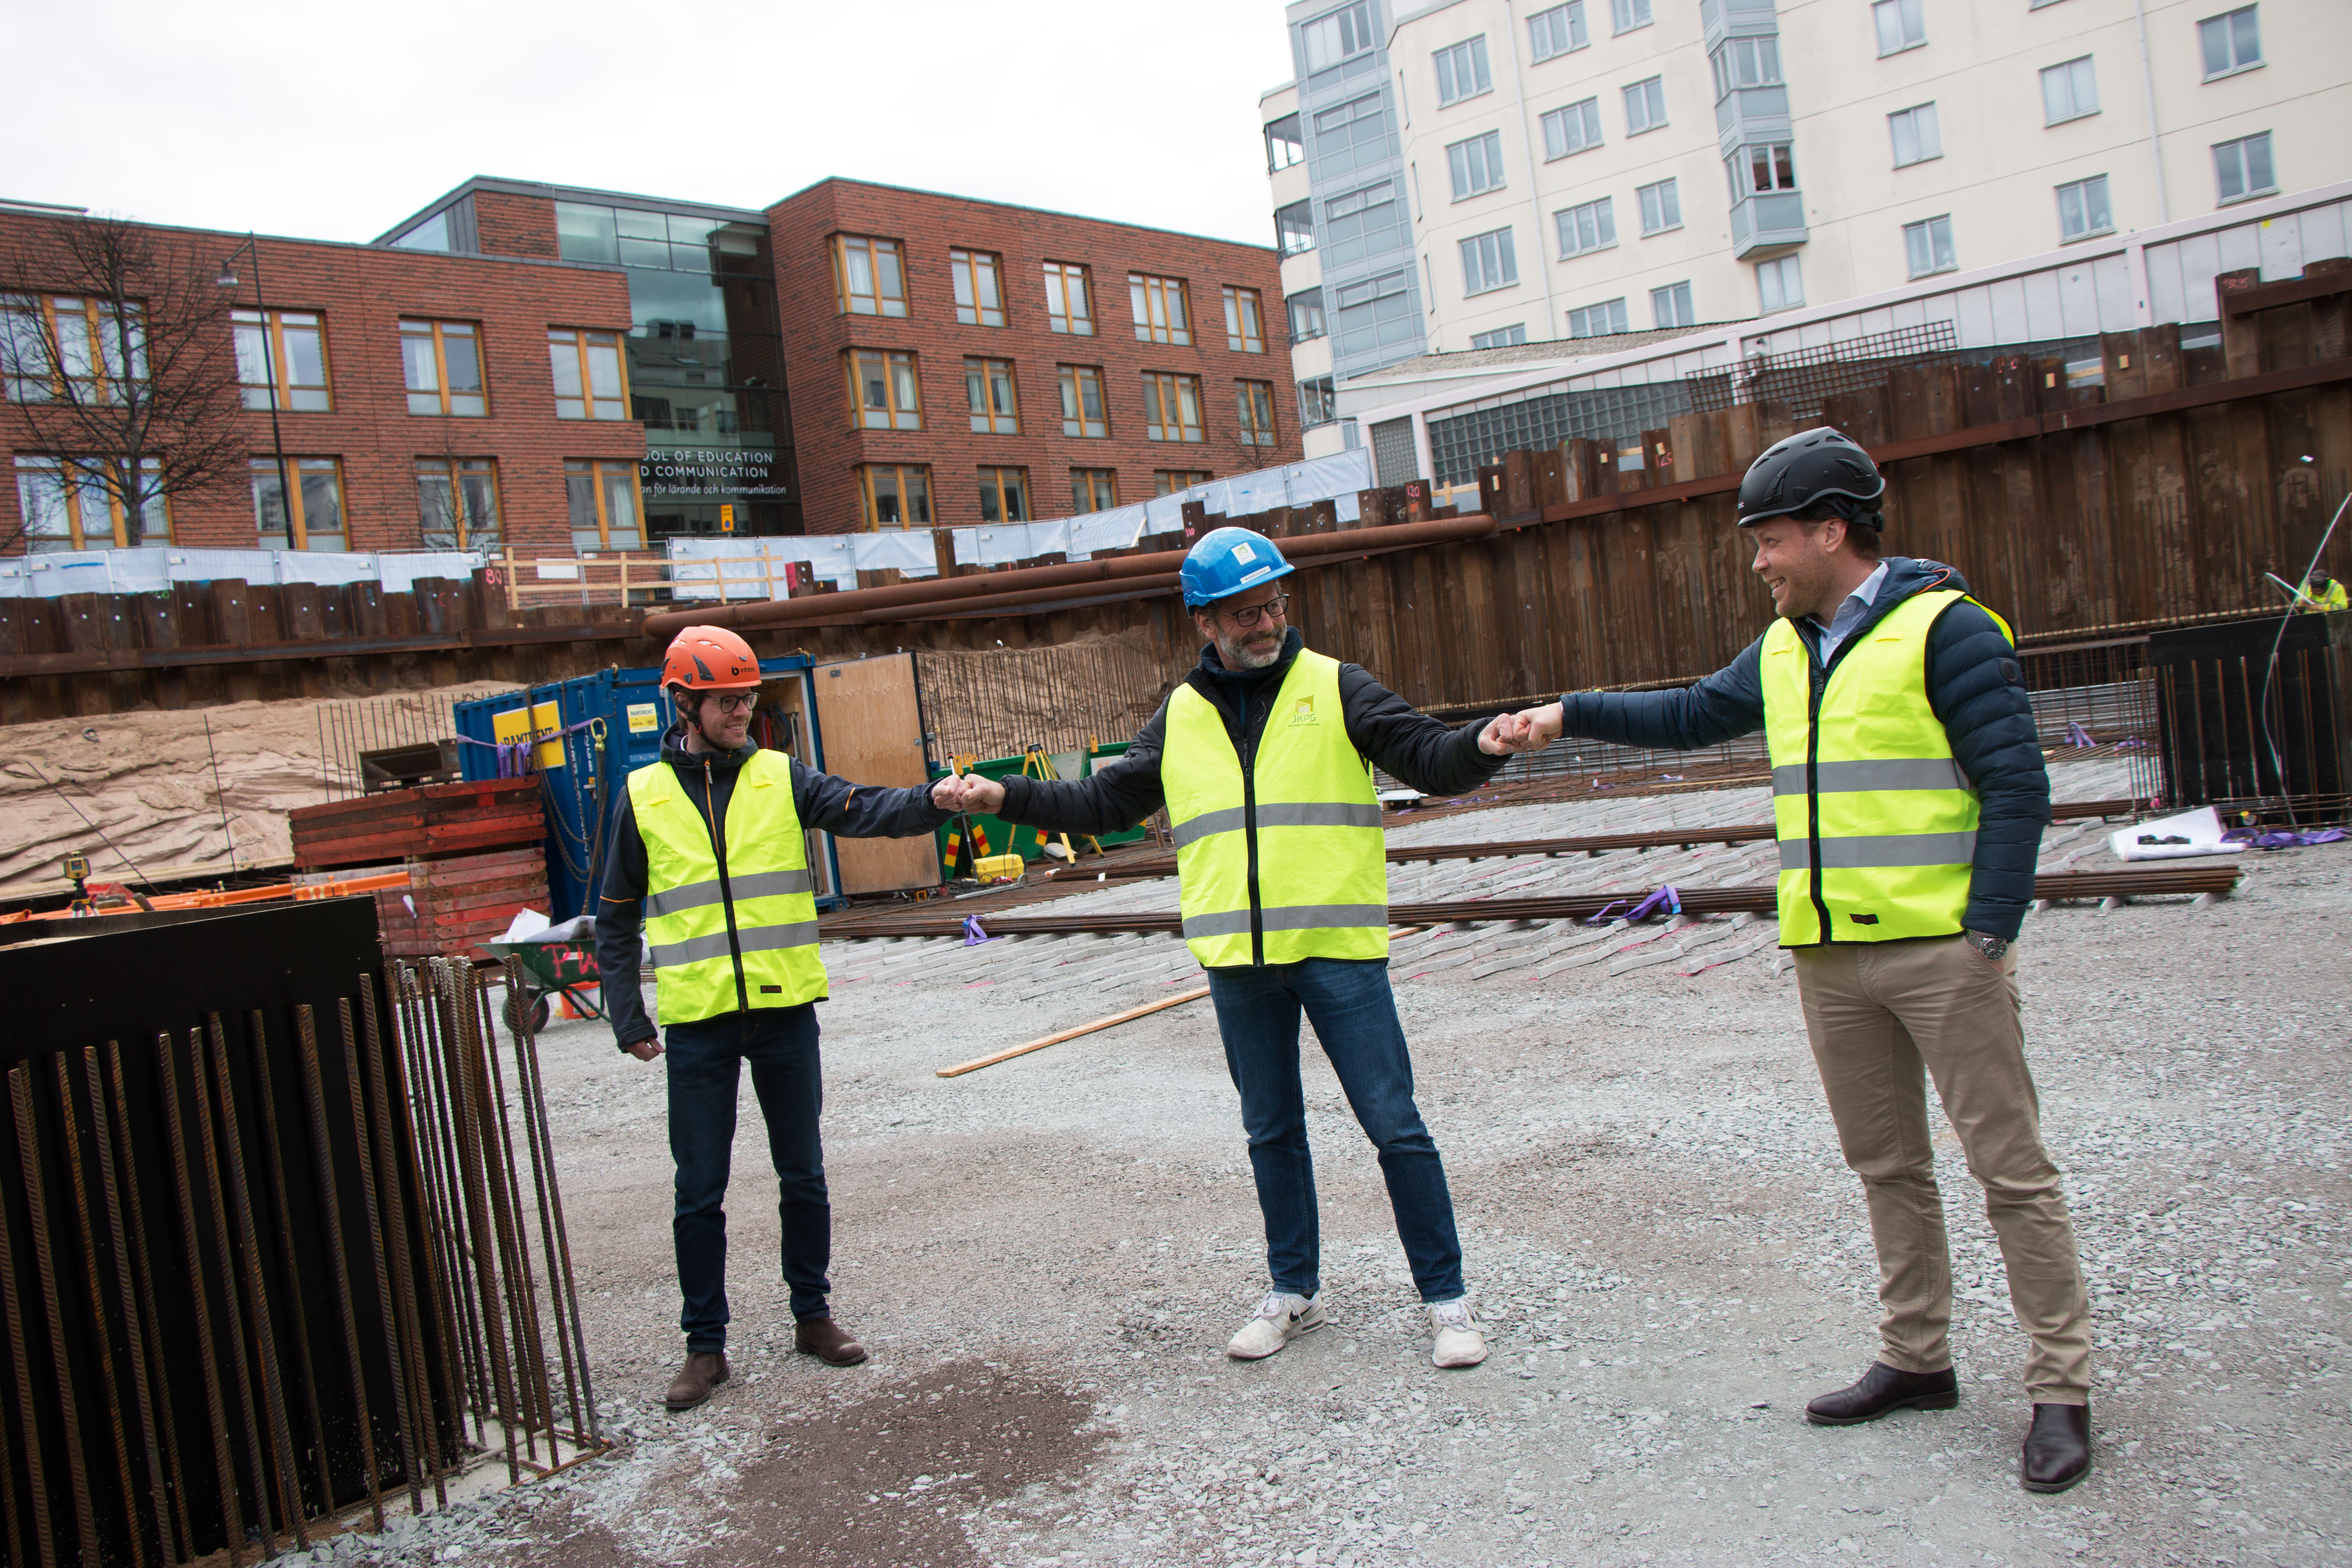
[1428,1298,1487,1369]
[1227,1290,1324,1360]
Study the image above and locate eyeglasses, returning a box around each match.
[707,692,758,714]
[1215,593,1290,630]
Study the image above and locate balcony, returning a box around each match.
[1730,192,1807,258]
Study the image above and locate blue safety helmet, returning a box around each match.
[1180,527,1296,608]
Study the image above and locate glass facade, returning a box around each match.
[552,199,798,539]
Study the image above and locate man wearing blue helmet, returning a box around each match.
[949,525,1542,1369]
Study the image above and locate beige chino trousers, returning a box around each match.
[1793,934,2092,1404]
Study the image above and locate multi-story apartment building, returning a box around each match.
[1268,0,2350,456]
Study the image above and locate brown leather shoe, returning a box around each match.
[795,1316,868,1367]
[664,1350,730,1412]
[2021,1401,2092,1493]
[1805,1361,1959,1426]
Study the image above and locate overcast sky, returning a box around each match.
[5,0,1299,248]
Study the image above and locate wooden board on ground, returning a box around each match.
[812,652,937,895]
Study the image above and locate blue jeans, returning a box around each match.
[1207,958,1465,1304]
[665,1006,831,1351]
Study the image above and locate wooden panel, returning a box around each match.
[812,652,937,894]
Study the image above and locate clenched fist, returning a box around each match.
[931,773,1007,813]
[1477,708,1552,755]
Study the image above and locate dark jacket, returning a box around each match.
[1552,557,2049,940]
[995,626,1508,837]
[595,731,949,1047]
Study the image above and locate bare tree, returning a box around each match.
[0,214,245,551]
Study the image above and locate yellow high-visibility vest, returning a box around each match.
[1761,588,2006,945]
[1163,649,1389,968]
[628,749,826,1024]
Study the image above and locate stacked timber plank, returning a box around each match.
[374,847,551,960]
[291,778,544,870]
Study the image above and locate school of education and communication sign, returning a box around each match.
[639,450,788,499]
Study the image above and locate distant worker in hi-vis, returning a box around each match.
[597,626,960,1411]
[1499,429,2094,1493]
[945,527,1547,1369]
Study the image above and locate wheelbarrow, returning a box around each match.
[482,919,603,1036]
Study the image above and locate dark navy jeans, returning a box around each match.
[1206,957,1465,1304]
[664,1005,831,1351]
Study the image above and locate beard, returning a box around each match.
[1220,629,1285,670]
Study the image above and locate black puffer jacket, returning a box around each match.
[1552,557,2049,940]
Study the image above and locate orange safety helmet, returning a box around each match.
[662,625,761,692]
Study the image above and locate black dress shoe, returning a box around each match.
[1805,1362,1960,1426]
[2021,1401,2092,1493]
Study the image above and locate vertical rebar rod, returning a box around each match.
[242,1011,337,1525]
[154,1031,246,1568]
[291,1004,384,1532]
[185,1022,279,1561]
[502,955,595,1446]
[355,985,435,1511]
[0,1074,57,1568]
[335,996,418,1515]
[100,1040,193,1567]
[9,1066,102,1567]
[472,979,553,1464]
[381,971,458,1504]
[45,1054,144,1567]
[0,1273,23,1568]
[202,1015,307,1551]
[408,968,490,1438]
[432,962,521,1485]
[459,965,541,1470]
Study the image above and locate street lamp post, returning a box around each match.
[216,234,297,549]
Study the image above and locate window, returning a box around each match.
[1298,377,1337,428]
[1237,381,1279,447]
[253,456,346,551]
[1,294,144,404]
[1323,181,1405,269]
[1874,0,1925,56]
[1332,270,1413,356]
[977,467,1030,525]
[1141,373,1205,442]
[2199,6,2260,78]
[1651,282,1695,328]
[2214,132,2275,203]
[548,328,627,421]
[1287,290,1327,342]
[232,309,329,412]
[1556,196,1617,257]
[1710,36,1781,100]
[1224,287,1267,353]
[1072,469,1118,513]
[2041,56,2098,123]
[1470,324,1528,349]
[1447,131,1507,199]
[1890,103,1942,167]
[13,456,167,550]
[1623,76,1666,135]
[1566,298,1628,338]
[1155,470,1213,495]
[1541,98,1605,159]
[831,235,909,318]
[1434,38,1492,106]
[1043,261,1095,335]
[857,464,932,530]
[950,249,1006,328]
[1313,92,1389,179]
[1740,142,1799,196]
[1266,113,1306,172]
[2056,174,2115,239]
[1130,274,1191,345]
[1529,3,1588,61]
[846,349,922,430]
[1460,228,1518,295]
[1903,214,1957,277]
[1302,1,1375,71]
[1059,365,1109,438]
[1756,254,1804,312]
[1611,0,1651,33]
[1637,179,1681,236]
[564,459,641,550]
[1275,201,1317,257]
[398,319,483,417]
[416,458,499,551]
[965,357,1019,434]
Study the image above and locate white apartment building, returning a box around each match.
[1265,0,2350,457]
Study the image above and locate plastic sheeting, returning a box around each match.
[665,533,941,602]
[0,545,485,598]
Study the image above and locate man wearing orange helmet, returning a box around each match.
[596,625,964,1411]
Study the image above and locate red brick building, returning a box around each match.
[0,202,640,557]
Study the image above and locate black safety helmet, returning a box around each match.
[1735,426,1886,530]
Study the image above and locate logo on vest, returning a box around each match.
[1289,695,1319,726]
[1849,913,1880,925]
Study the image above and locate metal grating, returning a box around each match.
[1685,322,1959,417]
[1426,380,1696,488]
[1369,416,1421,487]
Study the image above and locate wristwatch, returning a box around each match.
[1965,930,2009,963]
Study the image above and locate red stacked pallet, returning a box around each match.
[290,779,551,959]
[373,847,552,961]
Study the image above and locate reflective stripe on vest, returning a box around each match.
[1760,588,1999,946]
[1162,649,1389,968]
[628,749,827,1024]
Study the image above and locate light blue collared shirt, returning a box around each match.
[1810,560,1890,666]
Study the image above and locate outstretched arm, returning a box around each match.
[793,756,960,836]
[967,704,1172,834]
[1513,639,1770,752]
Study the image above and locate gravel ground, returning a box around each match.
[318,770,2350,1568]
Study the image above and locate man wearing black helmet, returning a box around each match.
[1497,428,2094,1494]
